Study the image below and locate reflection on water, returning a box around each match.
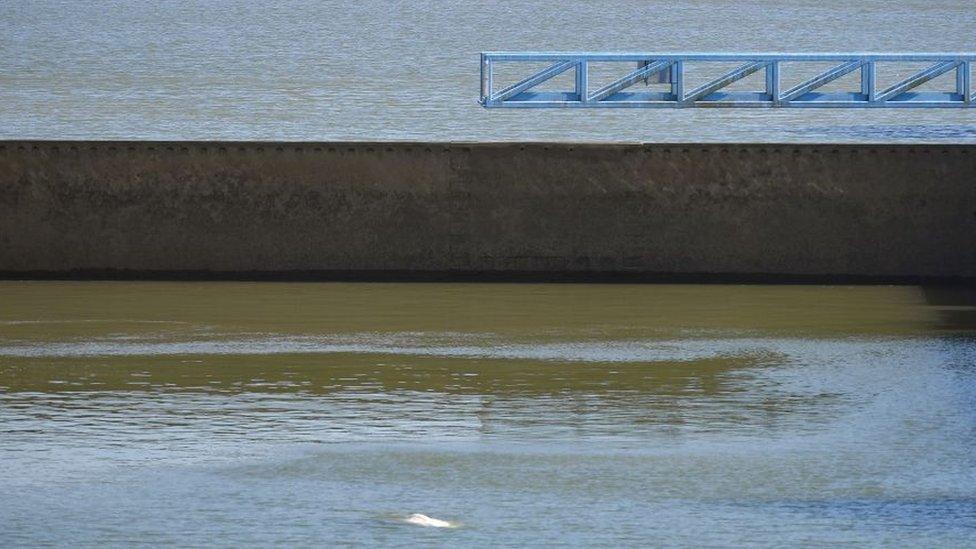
[1,282,975,546]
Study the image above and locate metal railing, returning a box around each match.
[480,52,975,108]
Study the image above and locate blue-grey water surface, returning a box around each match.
[2,1,976,546]
[1,0,975,142]
[1,282,975,546]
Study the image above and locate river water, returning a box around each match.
[1,282,975,546]
[1,0,975,143]
[2,1,976,546]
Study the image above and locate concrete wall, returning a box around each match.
[1,141,974,281]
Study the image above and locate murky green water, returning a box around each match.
[1,281,975,546]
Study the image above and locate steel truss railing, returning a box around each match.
[480,52,975,108]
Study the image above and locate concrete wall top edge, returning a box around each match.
[0,140,974,153]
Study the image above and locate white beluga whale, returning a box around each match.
[403,513,458,528]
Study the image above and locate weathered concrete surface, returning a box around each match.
[1,141,974,281]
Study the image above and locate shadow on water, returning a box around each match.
[1,282,971,439]
[0,352,768,396]
[921,286,976,332]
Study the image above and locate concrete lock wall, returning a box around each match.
[0,141,974,281]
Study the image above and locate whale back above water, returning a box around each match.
[404,513,456,528]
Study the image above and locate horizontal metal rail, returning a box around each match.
[480,52,976,108]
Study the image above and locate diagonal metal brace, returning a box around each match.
[781,61,864,101]
[491,60,578,102]
[588,60,673,101]
[683,61,768,102]
[877,60,962,101]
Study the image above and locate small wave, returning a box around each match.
[0,334,778,363]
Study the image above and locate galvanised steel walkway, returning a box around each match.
[480,52,974,108]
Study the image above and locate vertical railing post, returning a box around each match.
[861,60,876,103]
[958,61,971,103]
[671,60,684,103]
[766,60,780,103]
[480,54,491,104]
[576,58,588,103]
